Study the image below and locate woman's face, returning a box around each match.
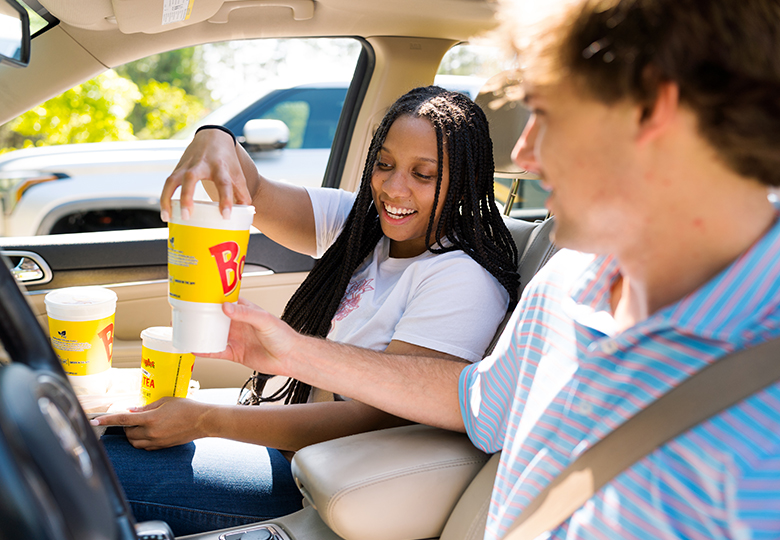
[371,115,450,258]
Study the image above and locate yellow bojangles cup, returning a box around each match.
[168,200,255,352]
[140,326,195,405]
[44,286,117,394]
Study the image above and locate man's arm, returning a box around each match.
[216,298,468,431]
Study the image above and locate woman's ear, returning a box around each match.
[636,81,680,145]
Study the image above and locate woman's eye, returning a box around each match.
[376,161,392,170]
[415,171,435,180]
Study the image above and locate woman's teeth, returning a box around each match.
[384,203,416,219]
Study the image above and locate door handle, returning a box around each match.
[2,250,53,285]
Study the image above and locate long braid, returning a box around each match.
[239,86,518,406]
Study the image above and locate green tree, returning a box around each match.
[1,71,140,151]
[0,47,212,152]
[116,47,212,136]
[116,47,208,99]
[132,80,206,140]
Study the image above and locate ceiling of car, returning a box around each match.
[38,0,498,37]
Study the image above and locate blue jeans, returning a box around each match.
[101,431,303,536]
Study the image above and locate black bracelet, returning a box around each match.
[195,124,237,145]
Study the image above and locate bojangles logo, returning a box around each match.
[98,323,114,361]
[142,357,155,369]
[209,241,246,296]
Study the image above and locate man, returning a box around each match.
[201,0,780,537]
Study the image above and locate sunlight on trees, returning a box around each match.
[3,71,140,150]
[131,80,206,140]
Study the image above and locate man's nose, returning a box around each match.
[511,115,541,174]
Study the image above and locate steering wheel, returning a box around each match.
[0,255,138,540]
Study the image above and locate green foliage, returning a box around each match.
[0,47,210,153]
[114,47,212,138]
[116,47,208,100]
[1,71,140,152]
[132,80,206,140]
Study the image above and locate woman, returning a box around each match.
[96,86,519,535]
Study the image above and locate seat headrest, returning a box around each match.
[474,72,531,176]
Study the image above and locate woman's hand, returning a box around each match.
[160,128,253,223]
[202,298,301,377]
[91,397,213,451]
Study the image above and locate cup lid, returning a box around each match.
[141,326,191,354]
[44,286,117,319]
[170,200,255,230]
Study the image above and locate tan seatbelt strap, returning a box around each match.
[504,336,780,540]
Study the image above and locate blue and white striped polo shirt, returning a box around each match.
[460,217,780,540]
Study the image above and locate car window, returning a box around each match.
[0,38,361,237]
[263,100,310,149]
[438,44,549,220]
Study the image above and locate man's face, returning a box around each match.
[511,79,646,254]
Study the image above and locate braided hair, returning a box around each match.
[240,85,519,405]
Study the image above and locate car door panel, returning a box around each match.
[2,232,314,388]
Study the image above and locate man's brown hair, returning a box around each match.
[500,0,780,186]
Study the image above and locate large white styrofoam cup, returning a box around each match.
[168,200,255,353]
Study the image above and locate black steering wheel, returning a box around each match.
[0,254,138,540]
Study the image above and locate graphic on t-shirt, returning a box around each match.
[334,278,374,321]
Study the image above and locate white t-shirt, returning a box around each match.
[306,187,510,362]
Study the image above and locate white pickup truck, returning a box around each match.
[0,76,484,237]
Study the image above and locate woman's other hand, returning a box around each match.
[91,397,213,450]
[160,128,253,223]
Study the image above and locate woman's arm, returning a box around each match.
[92,340,466,451]
[161,127,317,256]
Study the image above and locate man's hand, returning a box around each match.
[91,397,212,451]
[201,298,301,377]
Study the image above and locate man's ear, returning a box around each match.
[636,81,680,145]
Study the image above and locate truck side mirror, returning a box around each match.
[0,0,30,68]
[242,119,290,151]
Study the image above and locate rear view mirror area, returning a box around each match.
[0,0,30,67]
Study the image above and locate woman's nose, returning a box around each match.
[382,170,411,198]
[511,115,541,174]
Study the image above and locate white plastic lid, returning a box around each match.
[44,286,117,321]
[170,200,255,231]
[141,326,191,354]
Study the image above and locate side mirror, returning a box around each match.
[0,0,30,68]
[242,119,290,151]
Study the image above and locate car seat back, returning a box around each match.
[437,217,557,540]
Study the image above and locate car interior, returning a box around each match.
[0,0,558,539]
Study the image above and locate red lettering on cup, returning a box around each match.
[98,323,114,362]
[209,241,244,296]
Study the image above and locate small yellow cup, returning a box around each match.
[44,286,117,394]
[140,327,195,406]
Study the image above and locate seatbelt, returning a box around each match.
[504,336,780,540]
